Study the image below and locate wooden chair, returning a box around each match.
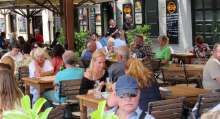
[162,63,201,87]
[17,66,29,91]
[150,59,162,81]
[57,79,82,118]
[58,79,81,104]
[148,97,185,119]
[193,92,220,118]
[48,105,65,119]
[191,58,208,64]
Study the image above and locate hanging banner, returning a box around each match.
[134,0,142,25]
[123,3,134,30]
[166,0,179,44]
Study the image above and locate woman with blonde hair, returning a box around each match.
[0,63,23,113]
[79,50,108,94]
[29,47,53,103]
[1,56,15,74]
[126,58,161,111]
[107,58,161,111]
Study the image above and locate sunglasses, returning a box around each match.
[119,93,137,98]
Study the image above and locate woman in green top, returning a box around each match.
[154,35,171,64]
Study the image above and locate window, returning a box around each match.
[192,0,220,46]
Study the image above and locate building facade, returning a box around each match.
[1,0,219,52]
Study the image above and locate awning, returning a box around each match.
[0,0,113,8]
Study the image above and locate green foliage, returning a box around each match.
[57,28,88,57]
[3,95,53,119]
[57,28,65,46]
[74,31,89,56]
[90,100,119,119]
[126,24,151,45]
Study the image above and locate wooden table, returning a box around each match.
[163,85,210,106]
[162,64,204,77]
[172,53,195,64]
[22,76,55,96]
[77,85,209,119]
[76,94,105,119]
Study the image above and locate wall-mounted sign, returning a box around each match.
[135,0,142,12]
[123,3,134,30]
[134,0,143,25]
[166,0,179,44]
[135,13,142,24]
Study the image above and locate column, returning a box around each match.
[64,0,74,50]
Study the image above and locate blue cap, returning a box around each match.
[115,75,138,97]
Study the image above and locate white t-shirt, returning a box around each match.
[29,59,53,78]
[203,57,220,90]
[28,59,53,104]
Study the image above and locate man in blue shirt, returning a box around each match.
[105,75,155,119]
[44,50,84,103]
[81,40,96,68]
[113,33,126,48]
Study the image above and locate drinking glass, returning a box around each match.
[106,77,113,92]
[94,80,101,99]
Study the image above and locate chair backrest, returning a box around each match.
[48,105,65,119]
[161,62,189,84]
[17,66,29,90]
[191,58,208,64]
[150,59,161,72]
[197,92,220,116]
[59,79,81,100]
[148,97,185,119]
[18,66,29,79]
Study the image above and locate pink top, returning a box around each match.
[52,57,63,74]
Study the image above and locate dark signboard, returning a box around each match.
[123,3,133,27]
[166,0,179,44]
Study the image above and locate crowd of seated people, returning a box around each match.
[2,18,220,119]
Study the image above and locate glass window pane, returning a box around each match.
[195,24,203,32]
[147,0,157,10]
[218,11,220,21]
[204,0,212,8]
[205,11,213,21]
[195,0,203,9]
[217,0,220,8]
[218,23,220,30]
[149,24,159,36]
[204,36,212,44]
[205,24,212,32]
[195,11,203,21]
[146,11,157,23]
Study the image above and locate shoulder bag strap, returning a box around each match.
[139,111,146,119]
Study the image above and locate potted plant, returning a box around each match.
[57,29,88,57]
[90,100,119,119]
[3,95,53,119]
[74,30,89,56]
[57,29,66,46]
[126,24,151,45]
